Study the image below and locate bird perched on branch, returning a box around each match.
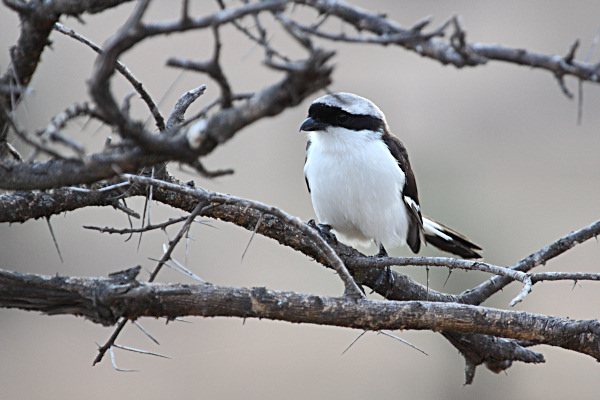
[301,92,481,259]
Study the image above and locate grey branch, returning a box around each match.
[296,0,600,87]
[53,23,166,132]
[460,219,600,305]
[1,1,333,190]
[1,268,598,361]
[166,85,207,129]
[0,0,135,140]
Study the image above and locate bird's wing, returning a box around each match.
[380,129,424,253]
[304,139,311,193]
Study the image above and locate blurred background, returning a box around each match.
[1,1,600,398]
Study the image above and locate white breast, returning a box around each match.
[304,127,409,251]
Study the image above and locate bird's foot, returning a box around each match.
[307,219,338,245]
[372,266,395,296]
[371,246,394,295]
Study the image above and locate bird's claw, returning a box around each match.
[308,219,338,244]
[371,266,395,296]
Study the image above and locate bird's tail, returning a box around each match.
[422,216,482,259]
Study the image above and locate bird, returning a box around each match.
[300,92,482,260]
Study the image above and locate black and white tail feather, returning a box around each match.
[422,217,481,259]
[301,92,482,260]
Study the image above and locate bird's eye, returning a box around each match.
[337,113,348,123]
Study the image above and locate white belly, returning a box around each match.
[304,130,409,251]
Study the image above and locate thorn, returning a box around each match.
[112,343,170,359]
[378,331,429,356]
[109,345,138,372]
[148,257,205,282]
[341,330,368,355]
[409,16,432,32]
[133,320,160,345]
[564,39,580,64]
[443,268,453,287]
[45,217,64,263]
[425,266,430,300]
[137,188,149,252]
[554,72,574,99]
[571,280,579,290]
[241,214,263,262]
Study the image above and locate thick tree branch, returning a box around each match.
[2,178,598,303]
[0,268,597,360]
[0,148,166,190]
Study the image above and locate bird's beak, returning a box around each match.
[300,117,326,132]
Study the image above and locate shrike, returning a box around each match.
[301,92,481,259]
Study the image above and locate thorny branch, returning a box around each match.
[294,0,600,87]
[1,173,598,381]
[1,0,600,384]
[1,268,598,360]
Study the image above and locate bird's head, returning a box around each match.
[300,92,386,135]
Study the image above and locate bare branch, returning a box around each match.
[53,23,166,132]
[462,219,600,305]
[0,0,135,137]
[37,102,96,156]
[147,200,205,282]
[167,28,232,108]
[88,0,292,138]
[94,318,128,366]
[295,0,600,84]
[1,269,598,360]
[1,173,594,378]
[531,271,600,283]
[83,216,190,235]
[0,105,66,160]
[0,148,166,190]
[166,85,207,129]
[0,4,333,191]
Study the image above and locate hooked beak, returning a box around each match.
[300,117,327,132]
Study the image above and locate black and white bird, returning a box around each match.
[301,92,482,259]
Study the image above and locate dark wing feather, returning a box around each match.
[304,139,311,193]
[381,128,424,254]
[381,128,482,259]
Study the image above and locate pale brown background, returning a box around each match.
[1,1,600,399]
